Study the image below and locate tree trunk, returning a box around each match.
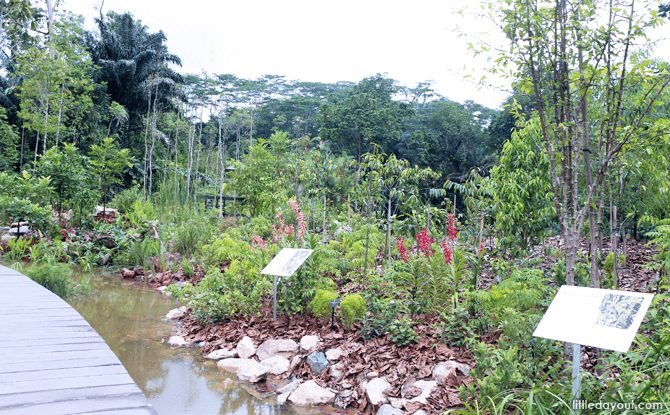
[55,84,64,152]
[386,195,392,269]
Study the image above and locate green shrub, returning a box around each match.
[25,263,75,298]
[339,293,366,329]
[172,218,215,259]
[386,317,418,346]
[109,187,142,214]
[309,289,339,319]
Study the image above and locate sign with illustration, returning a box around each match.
[261,248,314,277]
[533,285,654,352]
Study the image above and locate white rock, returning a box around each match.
[236,336,256,359]
[206,348,237,360]
[217,358,258,374]
[367,371,379,379]
[168,336,187,347]
[157,286,166,293]
[408,380,438,404]
[277,391,290,405]
[376,404,405,415]
[261,356,290,375]
[366,377,392,406]
[165,306,187,320]
[276,378,301,395]
[413,411,429,415]
[433,361,471,384]
[389,397,406,409]
[325,346,347,361]
[237,360,268,383]
[288,380,336,405]
[256,339,299,361]
[300,335,321,354]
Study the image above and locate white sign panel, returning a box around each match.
[261,248,314,277]
[533,285,654,352]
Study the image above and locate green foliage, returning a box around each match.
[171,218,216,259]
[358,297,397,340]
[0,196,53,232]
[0,107,19,171]
[460,342,524,406]
[433,305,480,348]
[386,317,418,346]
[25,263,76,298]
[168,265,272,323]
[88,137,133,209]
[487,120,555,253]
[646,220,670,282]
[551,258,590,287]
[110,187,142,214]
[202,233,252,264]
[308,289,339,319]
[119,236,159,269]
[339,293,366,329]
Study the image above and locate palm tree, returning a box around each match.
[84,12,184,127]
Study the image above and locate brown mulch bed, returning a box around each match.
[176,306,478,414]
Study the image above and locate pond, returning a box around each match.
[66,271,335,415]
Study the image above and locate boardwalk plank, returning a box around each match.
[0,384,142,408]
[0,394,154,415]
[0,364,127,383]
[0,265,155,415]
[0,373,137,395]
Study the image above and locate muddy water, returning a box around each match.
[66,272,333,415]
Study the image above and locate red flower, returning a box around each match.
[442,240,452,265]
[446,213,458,241]
[397,237,409,262]
[416,229,434,257]
[477,241,484,257]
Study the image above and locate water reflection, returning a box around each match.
[66,271,302,415]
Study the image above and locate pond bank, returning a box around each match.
[167,305,474,414]
[67,269,328,415]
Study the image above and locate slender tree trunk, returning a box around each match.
[323,195,327,244]
[386,195,392,269]
[55,84,64,152]
[143,89,151,199]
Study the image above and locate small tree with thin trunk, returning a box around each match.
[89,137,132,213]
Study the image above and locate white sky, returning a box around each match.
[58,0,669,111]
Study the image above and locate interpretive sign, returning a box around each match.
[261,248,314,277]
[533,285,654,353]
[261,248,314,321]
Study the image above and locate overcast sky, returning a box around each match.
[59,0,669,110]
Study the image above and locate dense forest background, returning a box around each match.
[0,1,517,199]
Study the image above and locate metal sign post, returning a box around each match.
[572,343,581,413]
[273,275,278,321]
[261,248,314,321]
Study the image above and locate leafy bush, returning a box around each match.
[172,218,215,259]
[202,233,252,264]
[0,196,53,232]
[25,263,75,298]
[386,317,418,346]
[309,289,339,319]
[167,267,272,323]
[459,342,525,406]
[339,293,366,329]
[110,186,142,214]
[551,257,590,287]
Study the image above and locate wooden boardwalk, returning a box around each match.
[0,265,158,415]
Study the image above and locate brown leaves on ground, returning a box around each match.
[177,307,473,414]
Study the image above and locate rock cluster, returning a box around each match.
[200,331,471,412]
